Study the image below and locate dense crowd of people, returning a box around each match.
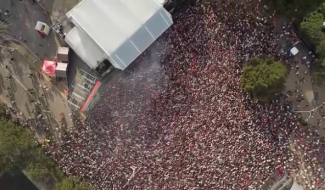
[43,1,325,190]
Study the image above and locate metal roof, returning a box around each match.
[66,0,173,70]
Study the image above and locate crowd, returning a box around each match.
[43,1,325,190]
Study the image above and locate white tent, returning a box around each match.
[290,47,299,56]
[290,181,303,190]
[65,27,107,69]
[66,0,173,70]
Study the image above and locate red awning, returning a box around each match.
[42,60,57,76]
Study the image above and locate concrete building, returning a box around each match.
[65,0,173,77]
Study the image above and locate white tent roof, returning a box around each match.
[290,47,299,56]
[290,181,303,190]
[66,0,173,70]
[65,27,107,69]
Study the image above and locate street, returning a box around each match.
[0,40,73,142]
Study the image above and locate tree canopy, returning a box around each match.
[268,0,325,18]
[299,3,325,66]
[26,162,51,181]
[312,70,325,85]
[54,177,95,190]
[0,105,95,190]
[300,12,324,42]
[0,119,34,174]
[241,58,287,101]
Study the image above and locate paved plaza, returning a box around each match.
[0,39,73,142]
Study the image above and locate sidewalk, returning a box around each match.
[0,39,74,142]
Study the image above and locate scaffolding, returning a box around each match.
[269,174,293,190]
[67,69,97,111]
[261,170,294,190]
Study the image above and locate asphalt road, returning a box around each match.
[0,42,73,141]
[0,0,58,60]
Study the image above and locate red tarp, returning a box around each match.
[42,60,57,76]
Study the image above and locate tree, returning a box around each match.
[0,156,17,176]
[300,12,324,43]
[55,177,95,190]
[269,0,324,18]
[0,119,35,169]
[0,103,93,189]
[26,162,50,181]
[33,147,65,181]
[312,71,325,85]
[316,39,325,62]
[241,58,287,101]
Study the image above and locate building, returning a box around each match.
[65,0,173,77]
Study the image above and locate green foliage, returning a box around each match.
[0,104,93,189]
[299,4,325,67]
[241,58,287,101]
[33,147,64,181]
[269,0,325,18]
[312,70,325,85]
[316,39,325,62]
[0,156,17,176]
[300,12,324,42]
[26,162,50,181]
[0,119,35,169]
[320,2,325,14]
[55,177,95,190]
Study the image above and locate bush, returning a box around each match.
[54,177,95,190]
[26,162,50,181]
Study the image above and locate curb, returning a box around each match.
[35,1,54,25]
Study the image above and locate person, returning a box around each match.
[40,1,322,190]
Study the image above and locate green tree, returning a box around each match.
[312,71,325,85]
[241,58,287,101]
[316,39,325,64]
[269,0,325,17]
[32,147,65,181]
[0,103,93,189]
[0,156,17,175]
[300,12,324,43]
[26,162,50,181]
[0,119,35,169]
[55,177,95,190]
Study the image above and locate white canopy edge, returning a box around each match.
[66,0,173,70]
[65,27,107,69]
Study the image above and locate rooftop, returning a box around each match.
[66,0,173,70]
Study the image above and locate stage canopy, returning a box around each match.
[66,0,173,70]
[65,27,106,69]
[42,60,57,76]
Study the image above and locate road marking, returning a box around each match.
[294,102,325,121]
[12,75,27,91]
